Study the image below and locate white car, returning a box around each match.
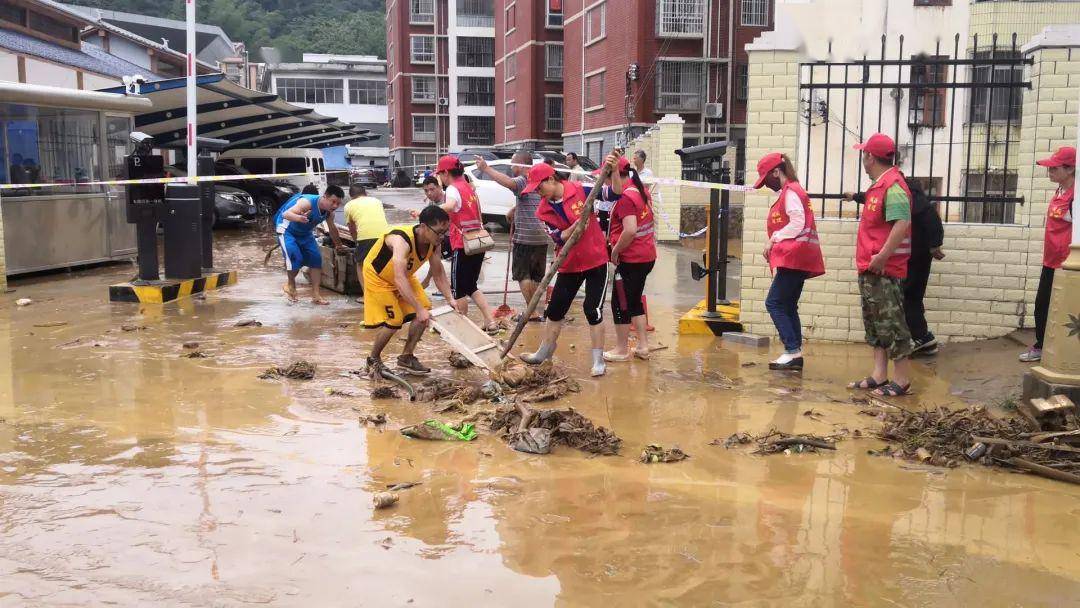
[464,159,591,226]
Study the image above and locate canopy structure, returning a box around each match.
[98,74,377,150]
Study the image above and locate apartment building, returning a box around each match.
[386,0,497,172]
[560,0,773,169]
[495,0,564,150]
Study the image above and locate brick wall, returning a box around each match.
[738,40,1079,344]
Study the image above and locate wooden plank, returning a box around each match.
[428,305,502,370]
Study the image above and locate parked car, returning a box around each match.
[462,159,594,226]
[211,161,297,215]
[351,167,380,188]
[164,165,258,226]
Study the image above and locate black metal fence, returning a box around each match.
[798,33,1031,224]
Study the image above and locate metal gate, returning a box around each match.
[798,33,1031,224]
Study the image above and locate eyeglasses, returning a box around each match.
[427,224,449,238]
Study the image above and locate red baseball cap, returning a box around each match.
[521,163,556,194]
[754,152,785,189]
[853,133,896,159]
[591,157,631,176]
[1037,146,1076,168]
[435,155,462,173]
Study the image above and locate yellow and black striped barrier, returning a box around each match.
[109,271,238,304]
[678,299,743,336]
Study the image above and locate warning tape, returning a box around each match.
[501,162,758,193]
[0,170,350,191]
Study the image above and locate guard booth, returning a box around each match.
[0,82,151,276]
[676,141,743,336]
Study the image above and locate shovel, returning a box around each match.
[493,226,516,320]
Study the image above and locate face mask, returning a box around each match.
[764,174,782,192]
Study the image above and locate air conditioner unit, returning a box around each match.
[704,102,723,119]
[438,97,450,107]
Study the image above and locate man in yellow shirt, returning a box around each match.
[343,184,389,294]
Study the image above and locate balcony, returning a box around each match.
[457,0,494,28]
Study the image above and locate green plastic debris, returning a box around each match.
[400,419,478,441]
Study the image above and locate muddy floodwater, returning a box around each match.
[1,217,1079,606]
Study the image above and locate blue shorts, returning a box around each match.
[279,232,322,271]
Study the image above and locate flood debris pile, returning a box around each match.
[401,420,478,441]
[182,350,209,359]
[370,386,399,399]
[358,413,388,426]
[489,403,621,456]
[715,428,843,455]
[259,360,316,380]
[874,403,1080,484]
[640,444,689,463]
[492,360,581,403]
[447,352,473,369]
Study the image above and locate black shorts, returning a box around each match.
[353,238,378,266]
[545,263,608,326]
[612,261,654,324]
[512,243,548,283]
[451,249,484,299]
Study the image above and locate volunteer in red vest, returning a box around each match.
[599,152,657,362]
[433,155,497,332]
[518,163,610,377]
[847,133,915,397]
[754,152,825,371]
[1020,146,1075,363]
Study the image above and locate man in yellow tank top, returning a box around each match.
[363,205,454,375]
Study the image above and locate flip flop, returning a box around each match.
[282,284,298,303]
[312,298,330,306]
[872,381,912,397]
[848,376,888,390]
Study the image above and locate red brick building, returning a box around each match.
[494,0,565,150]
[558,0,773,175]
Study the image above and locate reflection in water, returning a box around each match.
[0,229,1078,605]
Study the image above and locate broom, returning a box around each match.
[493,226,516,320]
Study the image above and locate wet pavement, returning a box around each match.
[1,190,1079,606]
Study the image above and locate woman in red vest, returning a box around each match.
[433,155,497,332]
[518,163,611,377]
[600,152,657,362]
[755,152,825,371]
[1020,146,1075,362]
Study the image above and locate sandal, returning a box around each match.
[848,376,888,390]
[282,284,298,303]
[312,297,330,306]
[872,381,912,397]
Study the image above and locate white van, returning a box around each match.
[218,149,327,192]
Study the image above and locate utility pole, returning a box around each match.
[185,0,197,182]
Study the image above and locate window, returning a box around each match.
[585,141,603,166]
[657,0,705,37]
[410,0,434,24]
[412,116,437,142]
[656,61,704,111]
[545,96,563,133]
[241,157,273,174]
[277,158,307,174]
[412,76,437,103]
[410,35,435,64]
[971,50,1023,124]
[0,4,26,26]
[459,77,495,106]
[504,52,516,80]
[963,171,1018,224]
[349,80,386,105]
[585,71,606,109]
[29,11,78,44]
[505,3,516,32]
[457,0,494,27]
[736,64,749,101]
[547,0,563,27]
[741,0,769,27]
[585,5,606,43]
[457,37,495,67]
[914,0,951,6]
[505,101,517,127]
[277,78,344,104]
[908,56,947,127]
[1,106,101,196]
[413,152,438,170]
[458,116,495,146]
[545,44,563,80]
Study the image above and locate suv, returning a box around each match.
[163,165,258,226]
[351,167,381,188]
[212,161,298,215]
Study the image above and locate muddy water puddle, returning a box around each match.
[1,230,1079,606]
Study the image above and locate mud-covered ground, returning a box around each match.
[0,189,1077,607]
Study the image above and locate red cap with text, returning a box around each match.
[521,163,556,194]
[435,155,463,173]
[853,133,896,159]
[754,152,784,189]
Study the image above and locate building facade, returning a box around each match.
[268,53,390,168]
[559,0,774,171]
[494,0,564,150]
[386,0,497,172]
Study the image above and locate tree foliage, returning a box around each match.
[74,0,385,61]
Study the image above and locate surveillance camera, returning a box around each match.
[123,74,148,96]
[130,132,154,145]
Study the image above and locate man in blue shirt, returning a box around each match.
[274,185,346,304]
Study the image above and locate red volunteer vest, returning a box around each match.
[609,186,657,264]
[448,177,483,251]
[1044,185,1074,269]
[767,182,825,278]
[536,181,608,274]
[856,167,913,279]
